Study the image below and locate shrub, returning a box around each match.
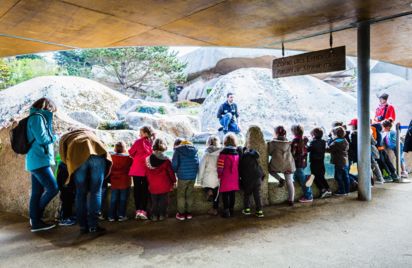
[98,120,129,130]
[175,100,200,109]
[136,105,167,115]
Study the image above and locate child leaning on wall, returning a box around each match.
[197,135,222,216]
[145,138,176,221]
[327,126,350,196]
[172,138,199,221]
[267,126,296,206]
[108,141,133,222]
[291,124,313,203]
[217,133,240,218]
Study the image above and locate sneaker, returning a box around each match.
[334,192,347,197]
[255,210,264,218]
[88,226,106,234]
[242,208,251,215]
[176,213,186,221]
[221,209,230,218]
[31,221,56,232]
[218,127,224,132]
[150,216,158,222]
[278,178,285,188]
[185,213,193,220]
[298,197,313,203]
[159,215,166,221]
[320,191,329,199]
[305,174,315,187]
[118,216,128,222]
[375,180,384,185]
[107,217,115,222]
[401,171,409,178]
[384,177,393,183]
[98,212,105,221]
[140,210,148,220]
[135,210,142,219]
[400,178,411,183]
[288,200,294,207]
[58,218,76,226]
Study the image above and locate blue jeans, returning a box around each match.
[335,166,350,194]
[73,155,106,229]
[108,188,130,219]
[294,168,313,199]
[219,113,240,134]
[30,166,59,226]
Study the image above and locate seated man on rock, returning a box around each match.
[217,93,241,134]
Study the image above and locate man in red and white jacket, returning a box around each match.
[374,93,396,123]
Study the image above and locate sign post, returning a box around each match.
[272,46,346,78]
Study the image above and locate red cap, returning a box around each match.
[348,118,358,127]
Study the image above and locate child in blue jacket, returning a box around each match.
[172,139,199,220]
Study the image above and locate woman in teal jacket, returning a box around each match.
[26,98,59,232]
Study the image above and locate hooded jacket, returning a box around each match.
[238,147,264,193]
[291,136,308,169]
[348,131,358,163]
[128,137,153,177]
[197,146,221,189]
[375,103,396,122]
[267,138,296,175]
[145,152,176,194]
[327,138,349,168]
[25,108,58,171]
[172,141,199,180]
[308,138,326,162]
[109,153,133,190]
[217,146,240,192]
[404,120,412,153]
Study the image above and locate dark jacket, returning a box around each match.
[348,131,358,163]
[146,152,176,194]
[172,141,199,180]
[404,120,412,153]
[291,136,308,169]
[217,101,239,120]
[238,147,264,193]
[308,138,326,162]
[327,138,349,168]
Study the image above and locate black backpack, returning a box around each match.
[10,113,47,155]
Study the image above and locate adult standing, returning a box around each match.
[374,93,396,123]
[59,129,112,234]
[26,98,59,232]
[217,93,241,134]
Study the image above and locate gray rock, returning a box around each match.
[68,110,103,129]
[117,99,144,120]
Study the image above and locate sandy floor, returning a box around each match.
[1,183,412,268]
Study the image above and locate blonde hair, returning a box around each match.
[206,135,221,147]
[223,133,237,147]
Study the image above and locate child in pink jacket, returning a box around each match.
[217,133,240,218]
[129,126,155,220]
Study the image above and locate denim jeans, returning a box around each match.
[30,166,59,226]
[219,113,240,134]
[73,155,106,229]
[294,168,313,199]
[108,188,130,219]
[335,165,350,194]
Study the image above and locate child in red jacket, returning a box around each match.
[108,142,133,222]
[146,138,176,221]
[129,126,155,220]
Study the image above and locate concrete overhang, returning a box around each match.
[1,0,412,67]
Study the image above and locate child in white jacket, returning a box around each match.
[198,135,221,216]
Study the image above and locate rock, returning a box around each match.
[117,99,178,120]
[201,68,357,137]
[68,110,103,129]
[117,99,144,120]
[178,77,220,101]
[191,132,215,144]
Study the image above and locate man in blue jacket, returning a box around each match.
[217,93,241,134]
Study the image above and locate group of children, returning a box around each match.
[56,118,408,225]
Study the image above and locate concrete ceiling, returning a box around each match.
[1,0,412,67]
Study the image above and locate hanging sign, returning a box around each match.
[272,46,346,78]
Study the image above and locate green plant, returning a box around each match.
[98,120,129,130]
[175,100,200,108]
[206,87,213,95]
[136,106,157,114]
[158,106,167,115]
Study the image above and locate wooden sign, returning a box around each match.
[272,46,346,78]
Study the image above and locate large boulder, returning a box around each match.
[68,110,103,129]
[117,99,178,120]
[201,68,357,137]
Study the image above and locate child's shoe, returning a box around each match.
[150,215,158,222]
[107,217,115,222]
[305,174,315,187]
[242,208,251,215]
[159,215,166,221]
[401,171,409,178]
[175,213,186,221]
[298,197,313,203]
[255,210,264,218]
[135,210,141,219]
[288,200,294,206]
[58,218,76,226]
[221,209,230,218]
[98,212,105,221]
[140,210,148,220]
[207,208,218,216]
[185,213,193,220]
[118,216,128,222]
